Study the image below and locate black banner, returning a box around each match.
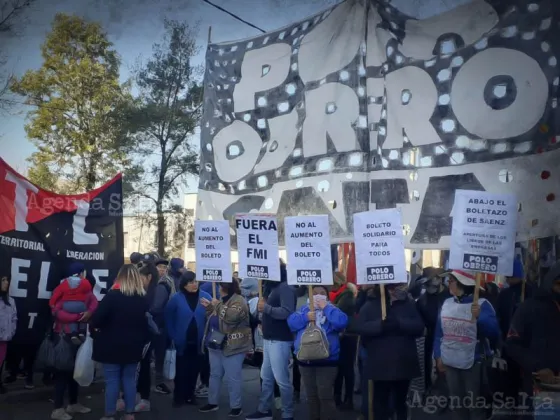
[0,159,123,346]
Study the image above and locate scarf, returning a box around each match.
[329,284,347,303]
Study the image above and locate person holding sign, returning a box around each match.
[433,270,500,420]
[246,264,297,420]
[348,282,424,420]
[288,284,348,420]
[199,279,253,417]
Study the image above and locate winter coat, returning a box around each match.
[288,304,348,365]
[349,295,424,381]
[0,297,17,341]
[165,289,211,356]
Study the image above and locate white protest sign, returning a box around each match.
[236,214,280,281]
[284,215,333,286]
[353,209,407,286]
[195,220,232,283]
[449,190,517,276]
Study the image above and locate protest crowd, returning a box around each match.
[0,246,559,420]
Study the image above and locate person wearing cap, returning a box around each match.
[506,261,560,419]
[349,282,424,420]
[150,258,176,395]
[416,267,450,392]
[165,271,211,407]
[168,258,185,291]
[287,284,348,420]
[433,270,500,420]
[130,252,143,266]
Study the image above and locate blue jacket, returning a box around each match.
[165,290,212,356]
[433,295,500,362]
[288,304,348,365]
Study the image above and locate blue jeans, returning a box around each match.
[208,349,245,409]
[103,363,137,415]
[258,340,293,418]
[62,301,86,333]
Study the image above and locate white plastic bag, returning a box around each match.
[163,343,176,381]
[73,334,94,387]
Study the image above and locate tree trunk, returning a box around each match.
[85,155,96,191]
[156,201,166,257]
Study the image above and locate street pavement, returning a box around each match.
[1,366,448,420]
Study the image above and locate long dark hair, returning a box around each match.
[220,278,241,296]
[139,263,159,304]
[1,275,11,305]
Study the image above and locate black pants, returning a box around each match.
[173,345,200,404]
[152,330,167,383]
[199,349,210,387]
[5,339,37,383]
[293,359,301,393]
[54,370,79,409]
[137,344,152,400]
[424,335,434,391]
[373,380,410,420]
[334,335,357,403]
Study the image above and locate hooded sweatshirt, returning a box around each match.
[261,265,296,342]
[506,262,560,377]
[169,258,185,291]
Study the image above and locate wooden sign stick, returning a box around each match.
[212,282,216,299]
[258,279,263,299]
[380,284,387,320]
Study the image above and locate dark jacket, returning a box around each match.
[165,289,211,356]
[330,286,355,317]
[262,278,296,342]
[90,289,150,365]
[416,288,451,338]
[169,258,184,291]
[506,263,560,379]
[349,295,424,381]
[496,282,532,340]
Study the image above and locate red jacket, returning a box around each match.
[49,277,92,307]
[52,292,98,334]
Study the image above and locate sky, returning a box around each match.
[0,0,340,178]
[0,0,463,186]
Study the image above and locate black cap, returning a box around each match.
[155,259,169,266]
[130,252,143,264]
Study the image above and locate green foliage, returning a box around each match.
[126,19,202,255]
[11,13,133,193]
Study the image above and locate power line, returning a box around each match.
[201,0,267,34]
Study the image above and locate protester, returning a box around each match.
[350,282,424,420]
[165,271,211,407]
[168,258,185,292]
[433,270,500,420]
[495,256,529,415]
[247,263,296,420]
[288,284,348,420]
[49,262,92,345]
[134,263,161,412]
[50,266,98,420]
[199,278,252,416]
[0,275,17,395]
[152,258,176,394]
[330,272,357,409]
[130,252,143,265]
[240,277,259,299]
[506,261,560,419]
[90,264,150,420]
[415,267,449,392]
